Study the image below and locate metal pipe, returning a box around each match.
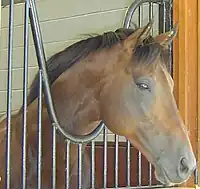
[78,143,83,189]
[126,140,131,187]
[123,0,168,29]
[21,0,29,188]
[66,140,70,189]
[52,126,57,189]
[141,3,144,27]
[163,1,166,33]
[138,6,141,27]
[91,140,95,188]
[138,151,142,186]
[29,0,104,144]
[194,162,198,185]
[137,4,142,187]
[165,0,173,75]
[148,163,152,186]
[149,2,152,21]
[37,70,43,189]
[148,2,153,186]
[114,134,119,188]
[103,127,107,188]
[5,0,14,188]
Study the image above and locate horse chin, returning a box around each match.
[154,163,189,187]
[154,166,176,187]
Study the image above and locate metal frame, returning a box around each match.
[4,0,197,188]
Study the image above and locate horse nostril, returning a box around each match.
[178,157,190,179]
[180,158,189,174]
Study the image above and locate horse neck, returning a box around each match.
[49,47,123,136]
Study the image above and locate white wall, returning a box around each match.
[0,0,159,141]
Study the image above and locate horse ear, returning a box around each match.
[154,23,178,48]
[123,20,153,53]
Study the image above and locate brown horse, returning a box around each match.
[0,21,196,189]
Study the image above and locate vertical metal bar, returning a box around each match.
[138,6,141,27]
[158,3,164,34]
[138,4,141,31]
[169,0,173,76]
[66,140,70,189]
[194,166,198,185]
[37,70,43,189]
[78,143,83,189]
[149,2,152,20]
[21,0,29,188]
[138,4,142,187]
[148,163,152,186]
[103,127,107,188]
[114,134,119,188]
[149,2,153,35]
[163,2,166,33]
[138,151,142,186]
[52,126,57,189]
[164,1,172,33]
[126,140,131,187]
[28,3,56,187]
[91,140,95,188]
[141,3,144,26]
[149,2,153,186]
[165,0,173,75]
[5,0,14,188]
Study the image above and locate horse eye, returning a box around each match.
[137,83,150,91]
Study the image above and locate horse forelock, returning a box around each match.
[133,35,169,68]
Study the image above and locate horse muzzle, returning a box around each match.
[154,155,196,186]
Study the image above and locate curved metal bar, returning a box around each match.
[123,0,167,29]
[29,0,104,144]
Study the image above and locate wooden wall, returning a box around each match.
[173,0,198,187]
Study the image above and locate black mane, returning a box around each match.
[27,28,166,106]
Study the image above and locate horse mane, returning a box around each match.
[26,28,168,107]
